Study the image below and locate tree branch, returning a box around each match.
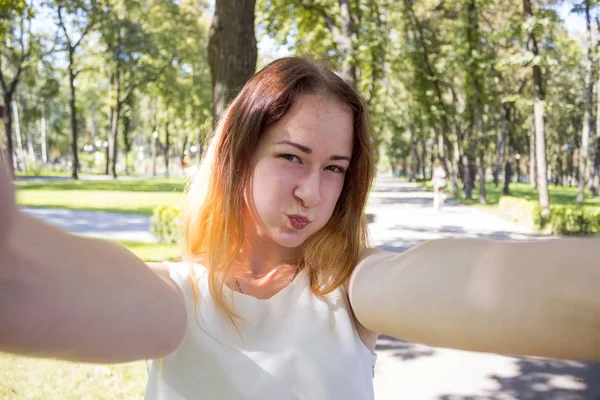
[57,6,73,48]
[293,1,341,40]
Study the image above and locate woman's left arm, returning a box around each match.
[348,237,600,361]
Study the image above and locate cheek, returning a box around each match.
[323,182,344,214]
[251,162,295,207]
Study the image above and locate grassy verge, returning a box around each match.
[0,239,179,399]
[420,180,600,232]
[15,178,187,215]
[0,353,146,400]
[421,180,600,209]
[114,239,180,262]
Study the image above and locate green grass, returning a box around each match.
[16,171,73,178]
[422,180,600,209]
[0,239,180,399]
[15,178,187,215]
[0,353,146,400]
[114,240,180,262]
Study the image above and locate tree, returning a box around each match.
[208,0,257,123]
[575,0,594,203]
[0,2,34,178]
[54,0,98,179]
[523,0,550,216]
[97,0,183,178]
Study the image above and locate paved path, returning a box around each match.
[368,177,600,400]
[22,176,600,399]
[23,208,156,243]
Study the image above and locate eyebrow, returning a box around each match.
[275,140,351,162]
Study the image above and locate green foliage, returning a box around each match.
[538,205,600,236]
[498,196,540,229]
[498,196,600,235]
[150,204,181,244]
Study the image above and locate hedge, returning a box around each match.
[498,196,600,236]
[150,205,181,244]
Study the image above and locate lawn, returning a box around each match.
[114,239,181,262]
[15,178,187,215]
[0,354,147,400]
[0,239,179,400]
[423,180,600,210]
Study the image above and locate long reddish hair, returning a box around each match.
[180,57,375,325]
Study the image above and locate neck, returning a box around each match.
[235,211,300,278]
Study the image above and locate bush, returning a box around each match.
[498,196,600,235]
[544,206,600,236]
[150,205,181,244]
[498,196,539,229]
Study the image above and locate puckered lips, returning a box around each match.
[287,214,311,230]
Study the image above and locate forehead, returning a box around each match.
[261,94,354,155]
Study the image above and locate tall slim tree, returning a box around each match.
[576,0,594,204]
[55,0,97,180]
[523,0,550,216]
[208,0,257,123]
[0,4,33,178]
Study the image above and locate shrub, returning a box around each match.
[150,205,181,244]
[498,196,539,229]
[498,196,600,235]
[544,206,600,236]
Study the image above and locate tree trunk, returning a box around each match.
[41,102,48,164]
[577,0,593,204]
[524,0,550,215]
[106,72,114,176]
[110,99,121,179]
[556,144,563,185]
[529,128,536,187]
[462,154,473,200]
[503,159,512,195]
[339,0,358,88]
[2,99,13,177]
[591,79,600,196]
[164,120,170,178]
[12,98,26,173]
[208,0,257,123]
[409,126,417,181]
[477,152,486,204]
[68,51,80,180]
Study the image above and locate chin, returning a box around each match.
[271,230,312,249]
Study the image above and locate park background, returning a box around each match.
[1,0,600,398]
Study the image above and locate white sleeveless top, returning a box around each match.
[145,262,376,400]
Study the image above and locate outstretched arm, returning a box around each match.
[349,238,600,361]
[0,153,186,363]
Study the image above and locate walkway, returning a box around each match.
[368,177,600,400]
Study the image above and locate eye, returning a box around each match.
[281,154,300,163]
[280,154,302,163]
[326,165,346,174]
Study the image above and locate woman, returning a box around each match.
[1,58,599,400]
[431,162,447,210]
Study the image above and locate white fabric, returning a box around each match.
[145,262,376,400]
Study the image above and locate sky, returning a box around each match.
[556,2,587,41]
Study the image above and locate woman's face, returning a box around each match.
[243,93,353,249]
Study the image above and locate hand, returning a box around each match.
[0,150,15,245]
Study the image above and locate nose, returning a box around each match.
[294,169,322,208]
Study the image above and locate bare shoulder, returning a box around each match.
[147,262,169,277]
[146,262,185,296]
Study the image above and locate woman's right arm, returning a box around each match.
[0,210,187,364]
